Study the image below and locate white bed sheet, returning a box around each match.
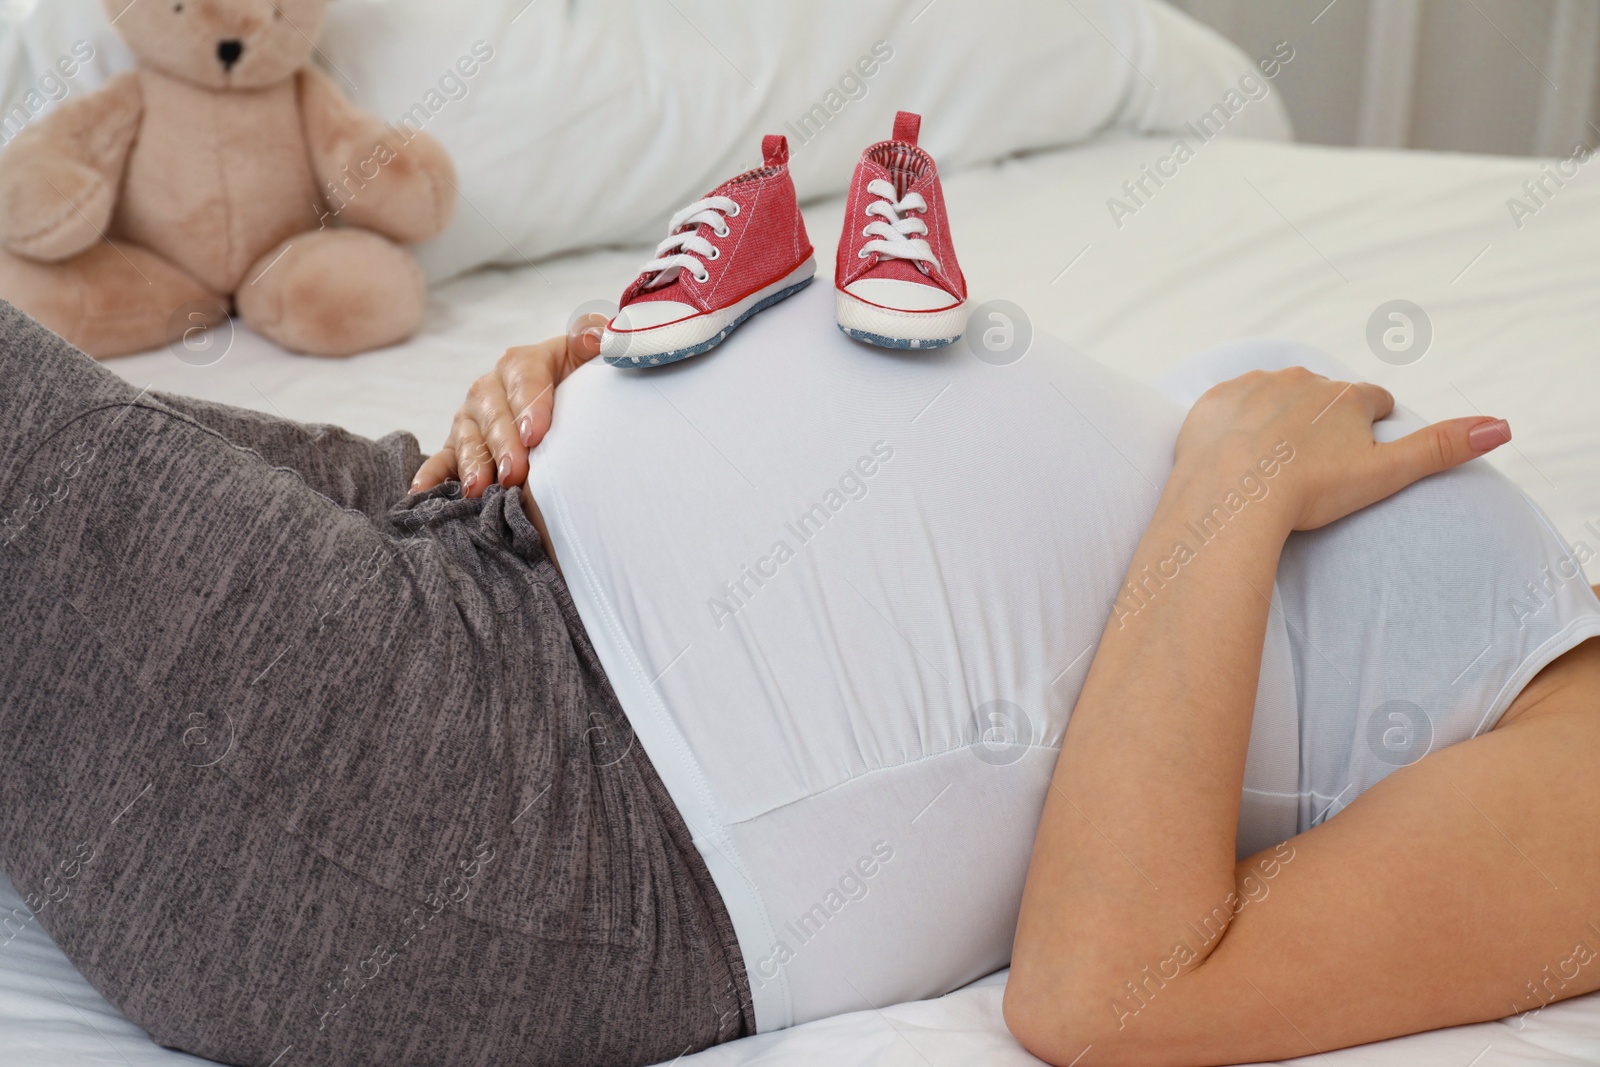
[7,133,1600,1066]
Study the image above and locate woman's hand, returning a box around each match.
[410,315,606,497]
[1175,366,1512,533]
[1009,367,1513,1065]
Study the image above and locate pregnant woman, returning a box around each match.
[2,284,1598,1067]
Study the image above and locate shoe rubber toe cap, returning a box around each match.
[611,299,699,332]
[842,277,961,313]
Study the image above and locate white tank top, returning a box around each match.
[527,285,1600,1031]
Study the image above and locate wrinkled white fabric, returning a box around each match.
[529,286,1600,1032]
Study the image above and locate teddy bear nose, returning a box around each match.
[217,39,245,72]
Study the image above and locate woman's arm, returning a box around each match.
[1004,368,1514,1066]
[410,315,605,496]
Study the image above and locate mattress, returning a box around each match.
[8,133,1600,1065]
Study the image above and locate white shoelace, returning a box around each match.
[858,178,938,269]
[640,196,740,287]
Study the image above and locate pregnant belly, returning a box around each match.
[1162,338,1600,837]
[530,310,1600,1029]
[1277,473,1600,834]
[525,285,1227,1029]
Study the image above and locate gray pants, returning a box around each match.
[0,301,752,1066]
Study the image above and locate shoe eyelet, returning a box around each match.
[706,247,721,261]
[857,249,870,259]
[727,203,741,218]
[714,225,731,238]
[695,271,711,284]
[862,226,873,238]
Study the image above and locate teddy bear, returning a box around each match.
[0,0,457,359]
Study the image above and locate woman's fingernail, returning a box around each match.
[581,326,603,348]
[518,416,533,445]
[497,457,510,483]
[1468,418,1511,452]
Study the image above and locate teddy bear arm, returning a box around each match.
[298,67,457,245]
[0,72,143,261]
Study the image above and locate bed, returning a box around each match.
[2,126,1594,1067]
[5,1,1600,1064]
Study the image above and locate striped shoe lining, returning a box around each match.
[866,141,933,197]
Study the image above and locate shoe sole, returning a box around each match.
[834,289,966,350]
[603,258,817,368]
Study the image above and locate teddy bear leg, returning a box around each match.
[235,229,426,358]
[0,241,225,359]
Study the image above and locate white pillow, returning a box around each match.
[314,0,1289,281]
[0,0,1289,282]
[0,0,132,139]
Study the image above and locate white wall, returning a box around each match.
[1166,0,1600,156]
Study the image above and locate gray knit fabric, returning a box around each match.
[0,300,753,1066]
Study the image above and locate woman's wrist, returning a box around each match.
[1162,441,1301,547]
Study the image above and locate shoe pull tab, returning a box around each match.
[893,111,921,145]
[762,134,790,167]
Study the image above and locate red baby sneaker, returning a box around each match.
[603,135,816,367]
[835,111,966,349]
